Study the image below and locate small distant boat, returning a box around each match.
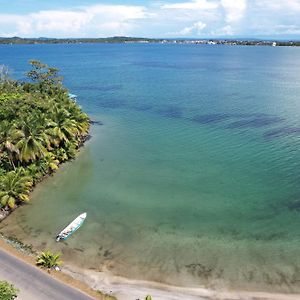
[68,93,77,101]
[56,213,87,242]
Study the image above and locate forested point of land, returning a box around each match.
[0,61,90,211]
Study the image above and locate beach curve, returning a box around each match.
[63,263,300,300]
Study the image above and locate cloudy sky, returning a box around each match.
[0,0,300,39]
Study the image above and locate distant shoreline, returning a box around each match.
[0,36,300,46]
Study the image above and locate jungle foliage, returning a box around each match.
[0,60,89,210]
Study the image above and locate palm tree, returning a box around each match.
[0,121,20,170]
[0,169,32,209]
[26,153,59,182]
[15,119,49,163]
[52,148,68,162]
[47,106,79,146]
[41,153,59,173]
[26,163,44,182]
[65,103,90,135]
[36,251,62,269]
[75,113,90,137]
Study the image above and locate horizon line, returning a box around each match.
[1,36,300,42]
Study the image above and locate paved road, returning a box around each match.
[0,248,94,300]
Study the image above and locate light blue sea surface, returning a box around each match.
[1,43,300,291]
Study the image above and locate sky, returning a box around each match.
[0,0,300,39]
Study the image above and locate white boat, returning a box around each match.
[56,213,87,242]
[68,93,77,101]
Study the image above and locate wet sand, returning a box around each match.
[2,231,300,300]
[63,263,300,300]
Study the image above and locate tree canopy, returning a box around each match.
[0,61,89,211]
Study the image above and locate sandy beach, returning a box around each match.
[1,233,300,300]
[62,263,300,300]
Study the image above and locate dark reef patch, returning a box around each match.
[132,104,153,112]
[248,232,287,241]
[192,113,231,124]
[154,106,183,118]
[76,84,122,92]
[286,199,300,211]
[74,248,84,252]
[81,134,91,143]
[90,120,103,125]
[133,61,204,70]
[263,127,300,139]
[185,263,213,279]
[133,61,179,69]
[232,113,272,118]
[96,98,126,109]
[226,116,283,129]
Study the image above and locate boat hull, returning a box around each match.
[56,212,87,242]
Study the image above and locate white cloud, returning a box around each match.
[85,4,148,20]
[0,14,31,35]
[0,1,300,38]
[160,0,246,37]
[157,0,220,34]
[162,0,218,10]
[83,4,149,36]
[178,21,207,35]
[32,11,91,33]
[273,25,300,35]
[0,4,148,37]
[211,24,233,36]
[247,0,300,37]
[256,0,300,12]
[221,0,247,23]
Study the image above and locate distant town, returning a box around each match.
[0,36,300,46]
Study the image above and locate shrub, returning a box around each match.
[36,251,62,269]
[0,280,19,300]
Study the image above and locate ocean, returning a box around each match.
[1,43,300,292]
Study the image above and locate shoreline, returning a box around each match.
[0,125,92,224]
[0,233,115,300]
[62,263,300,300]
[1,233,300,300]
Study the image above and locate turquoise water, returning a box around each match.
[1,44,300,291]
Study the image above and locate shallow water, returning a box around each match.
[1,44,300,292]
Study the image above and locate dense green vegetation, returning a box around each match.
[0,280,19,300]
[0,60,89,210]
[36,251,62,269]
